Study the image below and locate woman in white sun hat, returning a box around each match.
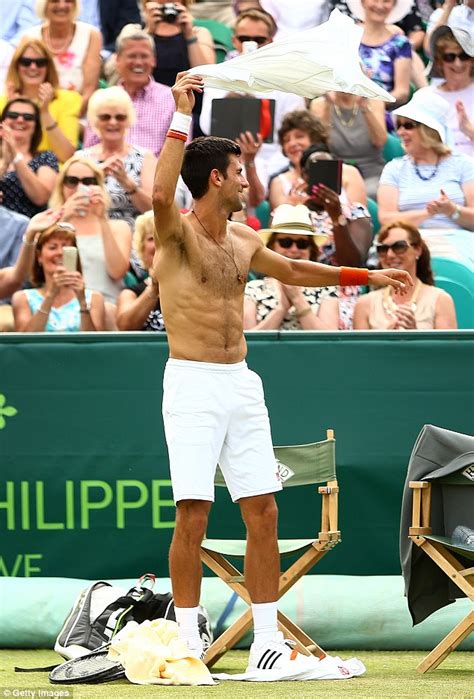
[243,204,340,331]
[377,88,474,230]
[426,24,474,158]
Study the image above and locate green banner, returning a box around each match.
[1,331,473,579]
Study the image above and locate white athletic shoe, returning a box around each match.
[184,639,205,661]
[246,632,321,673]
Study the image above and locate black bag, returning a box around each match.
[55,574,212,660]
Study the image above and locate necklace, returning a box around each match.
[191,210,245,284]
[44,25,74,55]
[382,278,422,319]
[334,103,360,128]
[413,158,439,182]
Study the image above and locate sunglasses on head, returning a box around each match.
[396,120,419,131]
[235,35,269,46]
[97,113,128,122]
[18,56,49,68]
[442,51,470,63]
[63,175,98,187]
[275,237,311,250]
[376,240,414,255]
[4,110,36,122]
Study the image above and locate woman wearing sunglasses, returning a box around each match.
[377,88,474,231]
[353,220,457,329]
[426,25,473,158]
[49,155,132,326]
[12,220,105,332]
[243,204,339,331]
[21,0,102,116]
[0,97,59,218]
[79,87,157,229]
[1,38,81,162]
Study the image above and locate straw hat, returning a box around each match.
[391,88,452,145]
[346,0,413,25]
[259,204,328,247]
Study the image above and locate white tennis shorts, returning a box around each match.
[162,358,282,503]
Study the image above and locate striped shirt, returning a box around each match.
[379,153,474,229]
[83,78,175,157]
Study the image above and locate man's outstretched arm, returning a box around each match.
[152,72,204,245]
[251,240,413,292]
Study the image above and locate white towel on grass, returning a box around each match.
[213,654,366,681]
[189,10,394,102]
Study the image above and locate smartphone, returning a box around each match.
[63,246,78,272]
[77,183,90,217]
[307,159,343,195]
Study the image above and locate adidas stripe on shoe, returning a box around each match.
[246,632,321,674]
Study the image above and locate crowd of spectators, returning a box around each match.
[1,0,472,333]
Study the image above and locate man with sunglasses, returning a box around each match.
[199,9,305,190]
[152,71,412,675]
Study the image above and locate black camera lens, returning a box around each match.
[161,2,179,22]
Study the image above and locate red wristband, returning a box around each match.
[167,129,187,142]
[339,266,369,286]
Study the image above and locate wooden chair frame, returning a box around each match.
[201,429,340,668]
[408,480,474,673]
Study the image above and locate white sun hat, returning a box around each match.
[447,9,474,57]
[259,204,328,247]
[346,0,414,25]
[391,88,452,145]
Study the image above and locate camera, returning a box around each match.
[160,3,180,23]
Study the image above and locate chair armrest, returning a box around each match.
[409,481,432,536]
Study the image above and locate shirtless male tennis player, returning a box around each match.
[153,72,412,671]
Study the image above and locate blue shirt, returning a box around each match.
[78,0,101,31]
[379,153,474,229]
[1,0,39,45]
[0,205,29,304]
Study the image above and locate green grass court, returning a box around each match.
[1,649,472,698]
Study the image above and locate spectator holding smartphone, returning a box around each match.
[49,155,132,327]
[12,219,105,331]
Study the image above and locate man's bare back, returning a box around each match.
[155,214,260,363]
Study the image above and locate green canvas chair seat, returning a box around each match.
[422,535,474,561]
[201,430,340,667]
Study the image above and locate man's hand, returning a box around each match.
[172,71,204,114]
[368,268,413,292]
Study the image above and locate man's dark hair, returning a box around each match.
[300,143,331,170]
[182,137,241,200]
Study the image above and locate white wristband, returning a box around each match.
[170,112,192,136]
[13,153,24,165]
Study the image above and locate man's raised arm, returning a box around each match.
[152,72,204,244]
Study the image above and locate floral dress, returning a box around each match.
[80,146,146,228]
[245,278,338,330]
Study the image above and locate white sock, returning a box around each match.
[252,601,279,647]
[174,606,202,651]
